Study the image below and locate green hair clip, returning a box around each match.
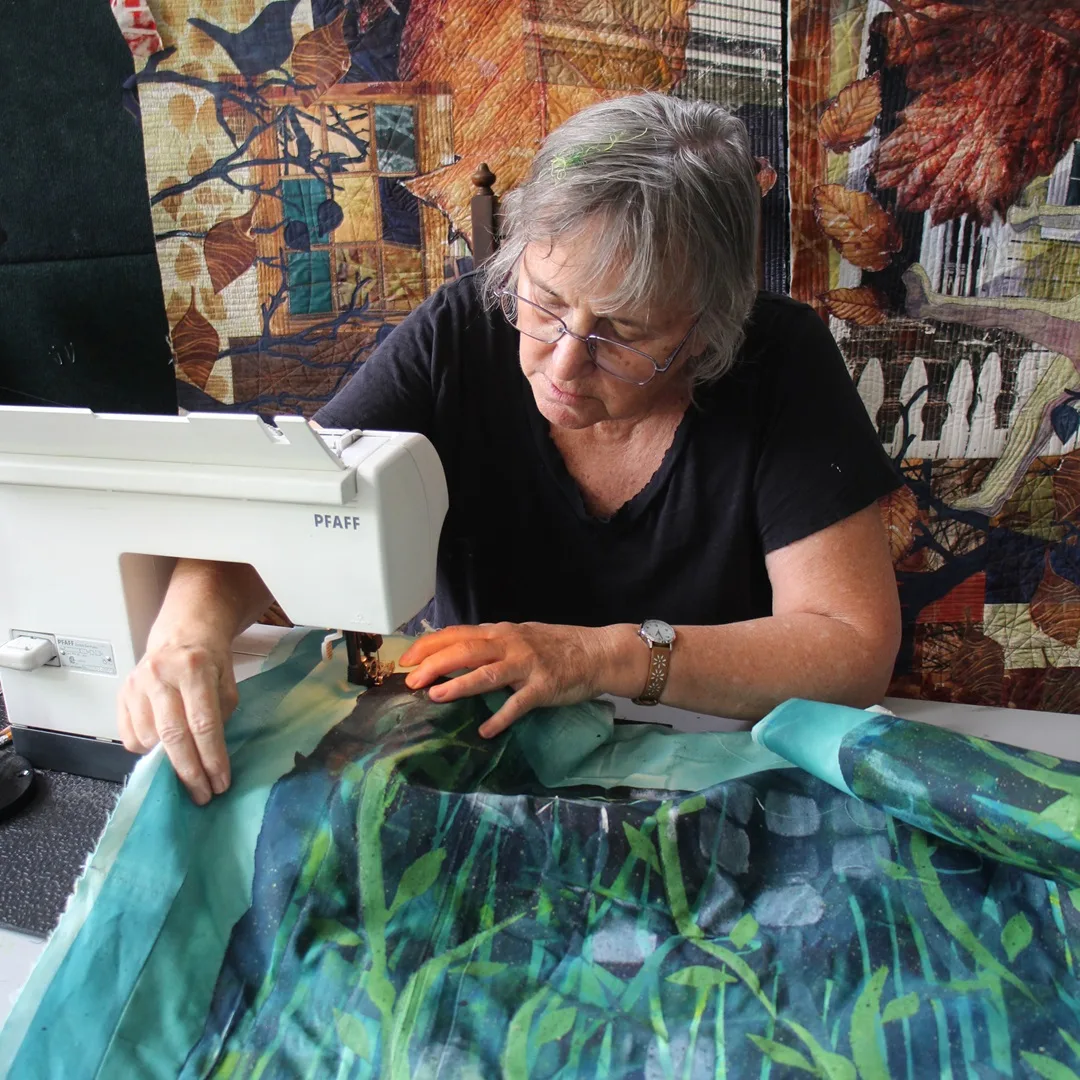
[548,129,648,181]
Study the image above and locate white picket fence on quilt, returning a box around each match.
[852,350,1080,461]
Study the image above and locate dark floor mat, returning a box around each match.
[0,692,121,937]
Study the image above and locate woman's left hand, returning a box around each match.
[399,622,620,738]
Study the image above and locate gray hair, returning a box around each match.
[480,92,760,386]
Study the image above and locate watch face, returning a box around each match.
[641,619,676,646]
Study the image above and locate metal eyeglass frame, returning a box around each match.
[495,286,698,386]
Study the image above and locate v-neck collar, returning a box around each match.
[519,370,694,526]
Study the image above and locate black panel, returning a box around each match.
[0,0,158,263]
[0,0,176,413]
[12,725,139,783]
[0,255,175,411]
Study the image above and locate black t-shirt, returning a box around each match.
[314,275,900,630]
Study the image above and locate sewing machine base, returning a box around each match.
[11,726,139,784]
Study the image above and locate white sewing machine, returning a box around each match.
[0,407,448,780]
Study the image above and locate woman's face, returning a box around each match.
[515,240,699,431]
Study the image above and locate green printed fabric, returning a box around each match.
[754,699,1080,888]
[3,633,1080,1079]
[836,711,1080,887]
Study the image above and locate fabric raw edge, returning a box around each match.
[0,747,164,1076]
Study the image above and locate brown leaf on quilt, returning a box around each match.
[196,98,220,137]
[199,287,226,323]
[874,0,1080,224]
[878,484,922,562]
[165,290,189,326]
[1039,664,1080,714]
[195,186,233,208]
[188,145,213,179]
[818,73,881,152]
[291,12,350,105]
[205,202,258,293]
[1030,551,1080,646]
[172,289,220,390]
[755,157,778,197]
[168,94,197,133]
[1002,668,1047,712]
[174,243,202,282]
[187,22,217,58]
[812,185,902,271]
[157,176,184,220]
[949,626,1004,707]
[913,622,961,676]
[822,286,890,326]
[1052,451,1080,523]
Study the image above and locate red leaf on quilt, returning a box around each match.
[813,185,902,271]
[822,286,890,326]
[291,12,351,105]
[949,626,1004,708]
[172,289,220,390]
[874,0,1080,224]
[204,201,258,294]
[755,157,778,197]
[1030,551,1080,647]
[819,73,881,152]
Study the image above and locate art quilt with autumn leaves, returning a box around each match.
[114,0,1080,712]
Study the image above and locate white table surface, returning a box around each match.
[0,927,44,1029]
[603,693,1079,761]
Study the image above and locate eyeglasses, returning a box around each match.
[496,287,697,386]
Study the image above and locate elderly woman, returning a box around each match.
[121,92,901,805]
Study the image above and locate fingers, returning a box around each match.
[148,681,214,806]
[399,625,481,668]
[123,685,161,752]
[478,687,541,739]
[117,642,236,806]
[117,700,138,755]
[181,676,231,796]
[405,637,503,690]
[398,622,574,739]
[218,666,240,721]
[426,663,511,703]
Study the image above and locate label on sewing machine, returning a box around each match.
[56,637,116,676]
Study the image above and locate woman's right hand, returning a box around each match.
[117,632,239,805]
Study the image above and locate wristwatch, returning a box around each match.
[632,619,676,706]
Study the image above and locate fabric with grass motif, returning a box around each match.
[1,631,1078,1079]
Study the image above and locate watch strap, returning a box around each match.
[632,641,672,706]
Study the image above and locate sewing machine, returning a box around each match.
[0,407,448,781]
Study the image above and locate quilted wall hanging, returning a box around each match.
[116,0,1080,712]
[122,0,786,416]
[786,0,1080,711]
